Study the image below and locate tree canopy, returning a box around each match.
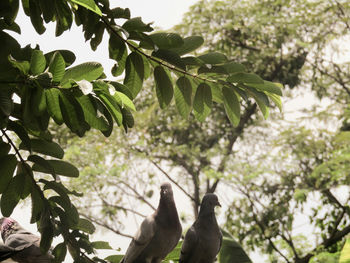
[0,0,284,262]
[53,0,350,263]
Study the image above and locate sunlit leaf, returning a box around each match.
[175,76,192,118]
[154,66,173,109]
[193,82,212,121]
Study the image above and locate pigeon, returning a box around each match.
[0,217,53,263]
[179,193,222,263]
[120,182,182,263]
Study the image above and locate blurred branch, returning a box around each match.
[80,212,134,239]
[149,159,196,202]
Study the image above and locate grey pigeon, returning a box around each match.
[120,182,182,263]
[0,217,53,263]
[179,193,222,263]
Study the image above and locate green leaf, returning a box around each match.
[38,0,54,23]
[50,195,79,227]
[71,0,102,16]
[90,22,105,51]
[227,72,264,84]
[54,0,73,36]
[175,76,192,118]
[104,255,124,263]
[246,86,270,107]
[268,93,282,112]
[53,242,67,262]
[109,33,127,61]
[149,33,184,49]
[73,218,95,234]
[198,52,227,64]
[31,87,47,116]
[222,86,241,127]
[91,241,113,250]
[59,90,89,136]
[222,62,246,73]
[45,89,64,125]
[28,0,46,34]
[219,236,252,263]
[0,141,11,157]
[122,108,134,132]
[193,83,212,122]
[33,160,79,177]
[109,7,130,19]
[152,49,186,70]
[255,96,269,119]
[109,33,128,77]
[0,154,17,194]
[0,92,13,117]
[16,162,33,199]
[20,138,64,159]
[164,240,182,261]
[30,50,46,75]
[7,120,31,150]
[340,238,350,263]
[123,52,144,99]
[30,186,44,223]
[48,51,66,83]
[1,174,22,216]
[28,154,55,177]
[198,65,227,75]
[45,49,75,67]
[182,56,204,66]
[154,66,173,109]
[122,17,153,33]
[60,62,104,88]
[0,20,21,34]
[76,94,110,131]
[41,180,71,204]
[248,80,283,96]
[170,36,204,56]
[97,92,123,126]
[8,55,30,74]
[0,0,19,24]
[115,91,136,111]
[39,209,54,253]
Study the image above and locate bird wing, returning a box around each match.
[5,232,40,251]
[121,215,157,263]
[179,225,198,263]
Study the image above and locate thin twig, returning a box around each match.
[149,159,195,202]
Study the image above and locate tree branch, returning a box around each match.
[209,103,257,193]
[119,181,156,211]
[149,159,196,202]
[80,212,134,239]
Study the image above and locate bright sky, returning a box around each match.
[13,0,199,77]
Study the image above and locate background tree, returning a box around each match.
[0,0,282,262]
[60,0,350,262]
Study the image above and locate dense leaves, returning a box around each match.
[0,0,285,262]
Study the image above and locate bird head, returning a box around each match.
[0,217,18,241]
[160,182,174,200]
[199,193,221,215]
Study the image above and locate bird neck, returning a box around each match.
[156,197,180,226]
[198,208,217,222]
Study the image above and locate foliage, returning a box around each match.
[0,0,283,262]
[57,0,350,263]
